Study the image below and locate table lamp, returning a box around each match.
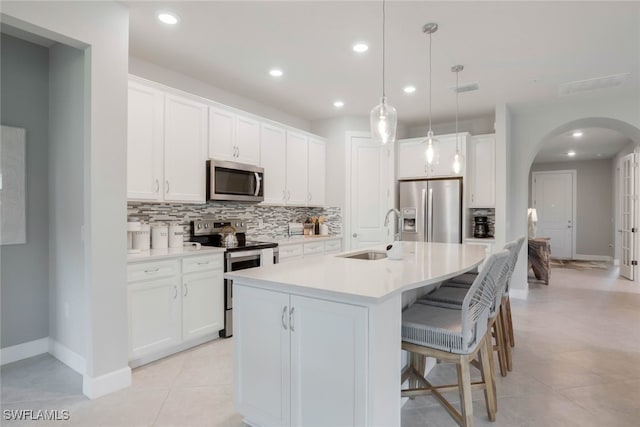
[528,208,538,238]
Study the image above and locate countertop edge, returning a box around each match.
[127,247,226,263]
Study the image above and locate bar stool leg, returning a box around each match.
[457,356,475,427]
[506,297,515,347]
[479,335,497,420]
[494,316,508,377]
[501,304,513,372]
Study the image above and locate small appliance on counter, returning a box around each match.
[473,216,489,238]
[190,218,279,338]
[288,222,304,237]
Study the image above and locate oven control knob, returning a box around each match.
[204,224,209,229]
[197,224,202,229]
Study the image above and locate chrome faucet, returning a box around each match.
[384,208,402,241]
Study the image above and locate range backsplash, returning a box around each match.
[127,202,342,240]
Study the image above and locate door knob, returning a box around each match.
[352,233,358,238]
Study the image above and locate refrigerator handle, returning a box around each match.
[428,188,434,242]
[421,188,427,242]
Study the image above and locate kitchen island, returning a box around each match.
[225,242,486,427]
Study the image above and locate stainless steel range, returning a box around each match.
[190,218,279,338]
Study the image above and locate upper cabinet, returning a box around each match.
[127,79,207,203]
[468,134,495,208]
[285,131,309,205]
[307,138,326,207]
[397,133,468,180]
[260,123,287,204]
[208,106,260,166]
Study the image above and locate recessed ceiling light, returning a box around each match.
[158,12,179,25]
[403,85,416,94]
[353,43,368,53]
[567,150,576,157]
[333,101,344,108]
[269,69,283,77]
[572,131,583,138]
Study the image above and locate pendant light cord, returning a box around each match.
[382,0,386,98]
[428,31,432,134]
[455,67,459,152]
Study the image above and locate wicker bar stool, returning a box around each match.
[401,250,510,427]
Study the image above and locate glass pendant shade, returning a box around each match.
[424,130,437,164]
[370,96,397,144]
[451,150,464,174]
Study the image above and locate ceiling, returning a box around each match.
[125,1,640,126]
[534,127,631,163]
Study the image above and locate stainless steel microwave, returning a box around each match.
[207,160,264,202]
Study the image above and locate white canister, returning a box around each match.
[168,222,184,248]
[133,223,150,251]
[151,223,169,249]
[319,224,329,235]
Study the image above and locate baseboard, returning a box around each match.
[128,332,219,368]
[83,366,132,399]
[49,338,86,375]
[613,258,620,266]
[573,254,612,262]
[0,337,49,365]
[509,288,528,300]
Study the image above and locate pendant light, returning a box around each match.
[423,23,438,164]
[451,64,464,174]
[370,0,397,144]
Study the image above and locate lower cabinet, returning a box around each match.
[234,285,367,427]
[127,253,224,364]
[279,238,343,263]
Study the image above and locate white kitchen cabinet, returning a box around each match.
[127,80,164,201]
[285,131,309,205]
[209,106,260,165]
[260,123,287,204]
[324,239,342,254]
[468,134,495,207]
[278,238,342,263]
[303,241,325,257]
[397,133,468,180]
[307,138,326,207]
[164,94,208,203]
[278,243,304,263]
[234,285,367,427]
[182,269,224,341]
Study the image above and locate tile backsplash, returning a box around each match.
[127,202,341,240]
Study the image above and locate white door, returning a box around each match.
[182,270,224,341]
[127,80,164,201]
[469,134,495,208]
[234,285,290,427]
[260,123,287,204]
[235,115,260,165]
[285,131,309,205]
[620,153,636,280]
[208,106,235,161]
[164,94,207,203]
[307,138,326,207]
[533,171,575,259]
[290,295,367,427]
[350,136,392,249]
[128,278,181,360]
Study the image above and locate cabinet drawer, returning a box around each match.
[304,241,325,255]
[128,260,179,282]
[279,244,303,260]
[182,253,223,274]
[324,239,341,252]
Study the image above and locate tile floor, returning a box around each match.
[2,264,639,426]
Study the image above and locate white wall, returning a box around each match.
[48,42,86,357]
[505,93,640,297]
[130,56,311,132]
[2,1,130,397]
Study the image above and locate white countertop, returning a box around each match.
[464,237,496,243]
[127,246,225,263]
[225,242,486,303]
[273,235,341,246]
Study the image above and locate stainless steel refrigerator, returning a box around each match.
[399,178,462,243]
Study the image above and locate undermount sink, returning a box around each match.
[340,250,387,260]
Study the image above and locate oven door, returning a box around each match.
[208,160,264,202]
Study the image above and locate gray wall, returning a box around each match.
[48,43,86,356]
[0,34,50,348]
[529,160,614,257]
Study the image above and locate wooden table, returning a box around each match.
[528,237,551,284]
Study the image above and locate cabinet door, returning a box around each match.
[285,131,309,205]
[127,81,164,201]
[164,94,207,203]
[397,138,428,179]
[307,138,326,207]
[234,285,291,427]
[209,106,235,161]
[260,123,287,204]
[182,269,224,341]
[128,277,181,360]
[469,134,495,207]
[429,134,465,178]
[290,295,367,427]
[235,115,260,165]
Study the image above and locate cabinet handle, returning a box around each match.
[471,194,474,203]
[154,179,160,193]
[173,285,177,299]
[308,192,312,201]
[144,268,159,273]
[237,146,240,158]
[165,180,170,194]
[184,283,188,297]
[282,190,286,201]
[197,261,210,265]
[289,306,295,332]
[287,190,291,201]
[282,305,288,330]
